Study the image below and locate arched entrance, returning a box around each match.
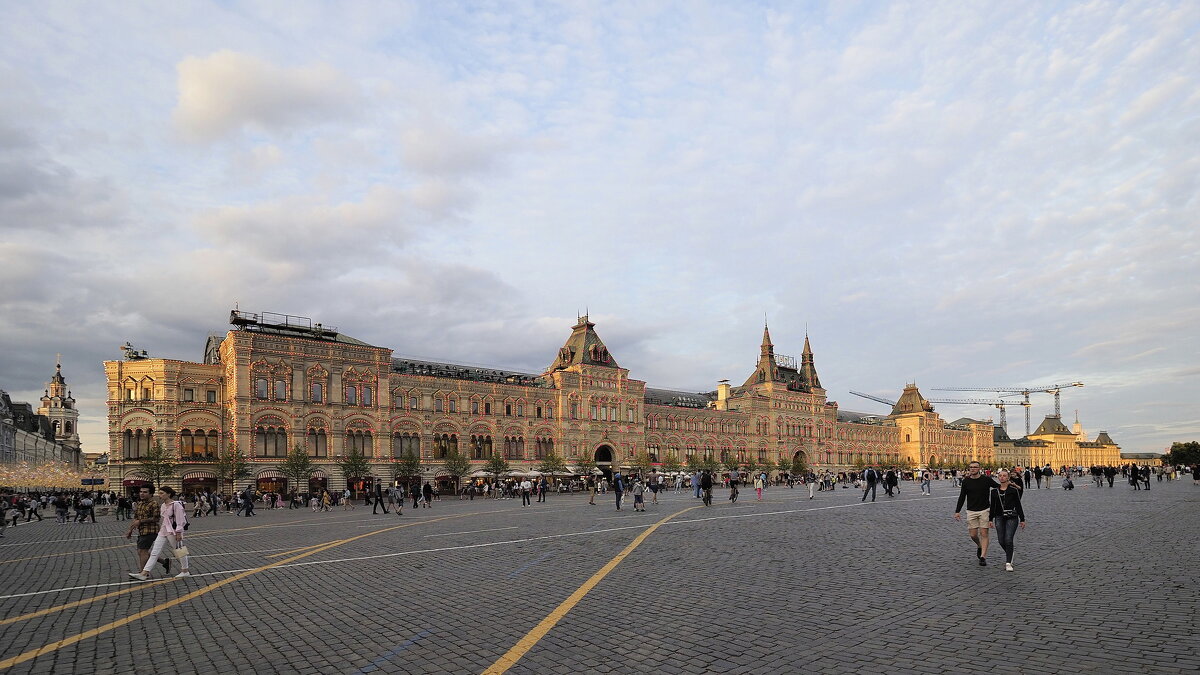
[595,445,614,480]
[792,449,808,473]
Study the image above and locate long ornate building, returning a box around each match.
[104,310,1119,495]
[2,362,84,468]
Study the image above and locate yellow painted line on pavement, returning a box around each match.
[0,512,471,670]
[264,540,342,558]
[482,505,700,675]
[0,579,174,627]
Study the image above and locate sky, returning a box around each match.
[1,1,1197,458]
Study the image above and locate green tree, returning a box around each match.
[276,445,317,494]
[214,442,250,496]
[441,448,472,495]
[852,456,866,471]
[537,451,569,484]
[661,454,683,475]
[138,439,178,490]
[633,450,654,478]
[391,449,422,489]
[700,456,721,474]
[722,455,741,474]
[484,454,510,496]
[776,457,792,475]
[685,454,704,473]
[791,454,808,476]
[575,454,597,480]
[335,448,373,496]
[1166,441,1200,466]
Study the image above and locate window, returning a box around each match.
[363,387,373,406]
[312,382,324,403]
[126,389,134,401]
[546,406,553,419]
[255,378,268,399]
[142,387,152,400]
[206,390,216,403]
[505,403,512,416]
[346,385,357,405]
[628,408,635,423]
[591,406,598,420]
[504,436,524,459]
[123,429,152,459]
[65,422,73,434]
[307,429,328,457]
[274,379,286,401]
[449,398,456,413]
[517,404,524,417]
[410,396,418,410]
[570,403,578,419]
[392,432,420,458]
[471,400,479,414]
[254,425,287,458]
[183,388,194,402]
[484,401,492,415]
[434,433,457,459]
[346,429,373,455]
[435,399,444,413]
[471,434,493,459]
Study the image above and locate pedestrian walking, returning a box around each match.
[753,474,765,501]
[613,472,625,511]
[422,481,433,508]
[954,461,999,567]
[128,486,190,580]
[242,486,256,516]
[700,471,713,507]
[125,485,171,577]
[588,478,597,506]
[920,469,932,495]
[520,478,533,507]
[372,482,389,514]
[632,478,646,512]
[988,469,1027,572]
[861,467,878,502]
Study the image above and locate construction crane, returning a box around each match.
[849,391,1027,433]
[931,382,1083,435]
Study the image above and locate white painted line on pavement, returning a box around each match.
[424,526,518,538]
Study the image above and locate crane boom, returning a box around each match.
[848,390,897,407]
[931,382,1083,433]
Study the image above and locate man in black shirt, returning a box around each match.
[954,461,999,566]
[861,467,878,502]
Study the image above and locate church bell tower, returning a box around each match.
[38,358,81,451]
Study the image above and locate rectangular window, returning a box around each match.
[410,396,418,410]
[536,406,542,418]
[142,387,152,400]
[274,379,286,401]
[346,385,357,405]
[591,406,598,420]
[363,387,373,406]
[183,388,194,402]
[485,402,492,415]
[472,401,479,414]
[126,389,134,401]
[435,399,443,413]
[206,390,216,403]
[546,406,553,419]
[312,383,323,403]
[505,403,512,416]
[255,379,268,399]
[571,403,578,419]
[517,404,524,417]
[449,399,456,413]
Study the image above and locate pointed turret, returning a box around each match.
[890,383,933,415]
[548,315,619,371]
[1094,431,1116,445]
[743,322,781,386]
[799,332,822,390]
[37,358,80,451]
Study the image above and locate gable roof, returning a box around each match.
[1032,415,1074,436]
[548,316,619,371]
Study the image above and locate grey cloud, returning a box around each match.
[173,50,360,141]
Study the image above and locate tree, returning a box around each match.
[214,442,250,496]
[1166,441,1200,466]
[685,454,704,473]
[537,451,569,485]
[776,457,792,475]
[277,446,317,495]
[722,455,741,474]
[391,449,422,489]
[484,454,510,496]
[745,458,763,481]
[700,456,721,474]
[852,456,867,471]
[441,449,472,495]
[137,439,178,490]
[633,450,654,478]
[791,454,808,476]
[335,448,373,496]
[575,455,597,480]
[661,454,683,475]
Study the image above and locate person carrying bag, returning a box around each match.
[128,486,192,580]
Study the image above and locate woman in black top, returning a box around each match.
[988,469,1026,572]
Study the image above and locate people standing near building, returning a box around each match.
[631,478,645,512]
[1042,464,1053,489]
[588,477,597,506]
[129,486,190,581]
[537,476,549,503]
[371,481,389,514]
[920,468,932,496]
[988,469,1027,572]
[1104,465,1118,488]
[753,473,765,501]
[520,478,532,507]
[613,472,625,511]
[1033,466,1043,489]
[421,481,433,508]
[242,485,256,517]
[691,471,702,499]
[125,485,171,577]
[954,461,999,567]
[861,467,878,503]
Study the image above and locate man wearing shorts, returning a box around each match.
[954,462,999,567]
[124,485,169,576]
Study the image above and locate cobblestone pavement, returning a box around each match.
[1,478,1196,674]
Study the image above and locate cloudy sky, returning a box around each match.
[1,1,1196,457]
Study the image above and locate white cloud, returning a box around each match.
[173,50,359,141]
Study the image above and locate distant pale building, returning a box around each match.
[1,362,84,467]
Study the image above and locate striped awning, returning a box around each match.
[255,470,286,478]
[181,470,216,480]
[310,470,326,478]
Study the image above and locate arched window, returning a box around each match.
[346,429,373,455]
[434,433,457,459]
[307,428,328,457]
[471,434,493,459]
[180,430,194,459]
[392,432,420,458]
[255,425,287,458]
[206,430,218,458]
